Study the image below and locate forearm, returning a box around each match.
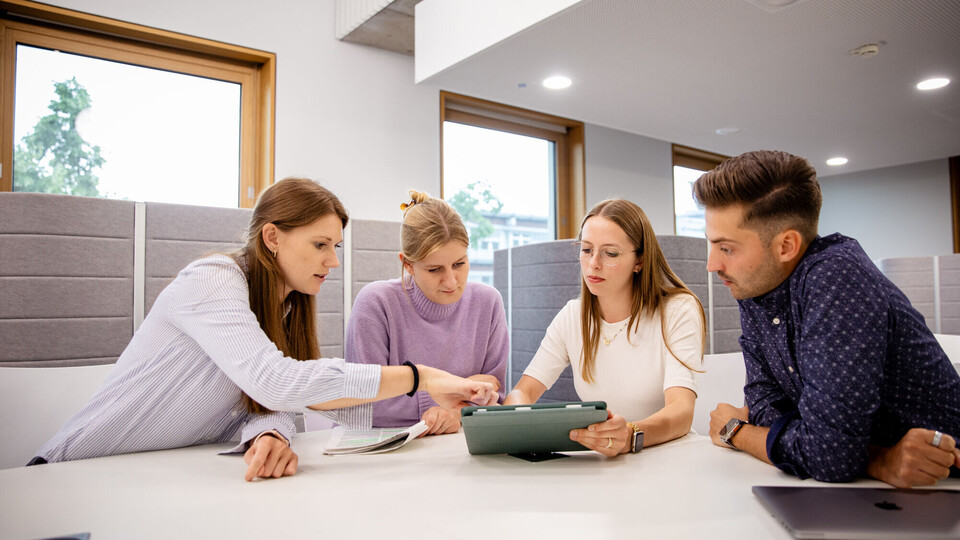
[730,424,773,465]
[310,365,415,411]
[502,389,533,406]
[502,375,547,406]
[633,399,694,447]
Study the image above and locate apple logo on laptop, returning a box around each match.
[874,501,902,511]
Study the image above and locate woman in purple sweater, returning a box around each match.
[345,191,508,435]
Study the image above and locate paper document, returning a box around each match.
[323,421,428,455]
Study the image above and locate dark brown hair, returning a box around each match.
[235,177,348,414]
[578,199,706,383]
[692,150,822,244]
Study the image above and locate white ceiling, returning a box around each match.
[419,0,960,177]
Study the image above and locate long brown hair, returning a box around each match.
[578,199,706,383]
[235,177,348,413]
[398,190,470,288]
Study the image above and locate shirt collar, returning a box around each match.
[746,235,834,312]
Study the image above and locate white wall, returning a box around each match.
[46,0,439,222]
[819,159,952,261]
[584,124,675,235]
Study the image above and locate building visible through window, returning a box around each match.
[443,122,556,283]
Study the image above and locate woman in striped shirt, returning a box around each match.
[33,178,497,481]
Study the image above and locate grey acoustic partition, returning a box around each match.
[876,256,936,332]
[939,254,960,334]
[874,253,960,335]
[711,272,743,353]
[349,219,402,305]
[657,236,713,352]
[495,240,581,402]
[143,202,252,314]
[0,193,135,367]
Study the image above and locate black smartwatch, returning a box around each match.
[627,422,644,453]
[719,417,748,448]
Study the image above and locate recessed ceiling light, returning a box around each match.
[715,127,740,135]
[826,157,848,166]
[917,78,950,90]
[542,76,572,90]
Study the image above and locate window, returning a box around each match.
[441,92,584,283]
[672,144,728,237]
[1,1,275,208]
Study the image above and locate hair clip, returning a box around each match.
[400,199,416,212]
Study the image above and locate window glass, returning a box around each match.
[443,121,556,283]
[13,45,241,207]
[674,165,707,237]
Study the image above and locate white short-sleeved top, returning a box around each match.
[522,294,704,422]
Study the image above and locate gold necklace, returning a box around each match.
[600,322,628,346]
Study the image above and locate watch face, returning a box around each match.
[720,418,743,447]
[720,418,739,438]
[632,430,643,453]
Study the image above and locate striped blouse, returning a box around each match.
[36,255,380,462]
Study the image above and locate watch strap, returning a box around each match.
[626,422,644,453]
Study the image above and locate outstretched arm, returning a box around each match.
[309,364,498,411]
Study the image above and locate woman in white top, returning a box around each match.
[34,178,497,480]
[504,199,705,456]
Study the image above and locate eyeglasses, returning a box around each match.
[573,242,638,267]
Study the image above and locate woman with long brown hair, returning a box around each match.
[503,199,705,456]
[32,178,496,479]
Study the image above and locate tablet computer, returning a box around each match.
[460,401,608,455]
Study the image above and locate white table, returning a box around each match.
[1,431,955,540]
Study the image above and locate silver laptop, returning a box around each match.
[752,485,960,539]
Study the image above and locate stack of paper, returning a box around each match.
[323,421,428,455]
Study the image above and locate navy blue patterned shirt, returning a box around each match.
[738,233,960,482]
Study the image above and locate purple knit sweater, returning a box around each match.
[345,278,509,427]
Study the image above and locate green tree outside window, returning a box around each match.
[14,77,105,197]
[447,181,504,246]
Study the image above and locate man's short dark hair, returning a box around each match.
[693,150,822,244]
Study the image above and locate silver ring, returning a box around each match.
[932,430,943,447]
[605,437,613,449]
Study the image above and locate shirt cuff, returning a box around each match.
[252,429,288,447]
[765,410,810,479]
[221,413,296,455]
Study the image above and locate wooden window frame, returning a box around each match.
[0,0,275,208]
[672,143,727,172]
[671,143,728,234]
[440,91,585,240]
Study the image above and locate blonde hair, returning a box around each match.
[235,177,348,414]
[578,199,706,383]
[399,190,470,285]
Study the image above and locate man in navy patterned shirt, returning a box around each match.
[695,150,960,486]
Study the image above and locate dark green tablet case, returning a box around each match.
[460,401,608,455]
